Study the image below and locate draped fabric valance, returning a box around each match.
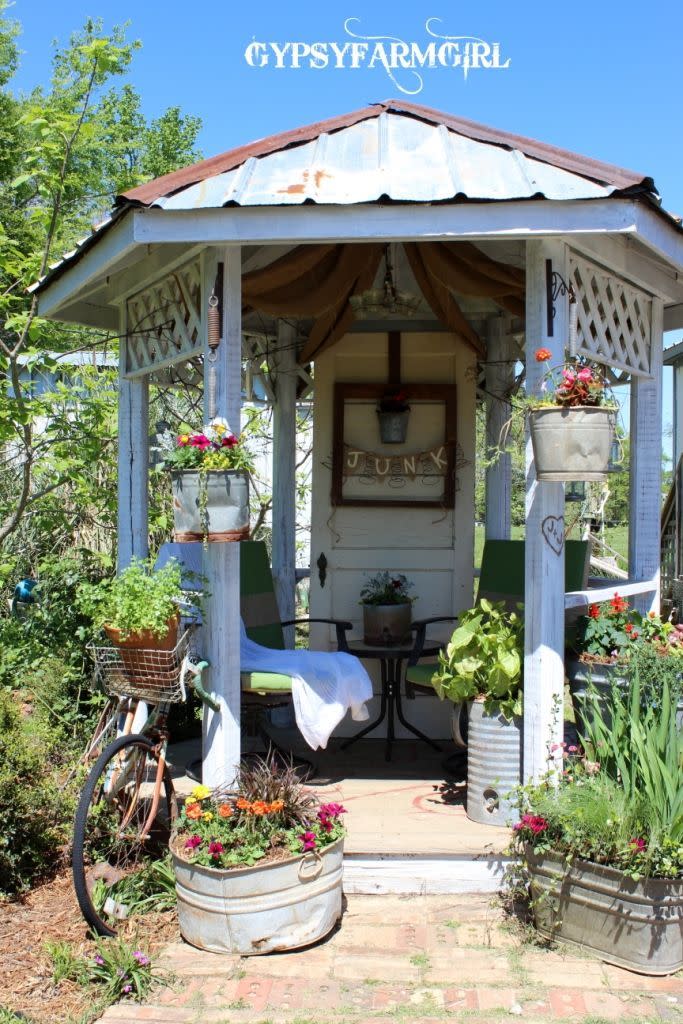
[241,241,525,363]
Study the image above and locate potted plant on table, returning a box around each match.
[528,349,617,481]
[567,592,683,732]
[511,673,683,975]
[432,599,523,826]
[171,758,346,955]
[160,417,254,543]
[359,571,415,646]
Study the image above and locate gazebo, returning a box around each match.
[34,99,683,794]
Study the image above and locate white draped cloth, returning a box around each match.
[240,620,372,750]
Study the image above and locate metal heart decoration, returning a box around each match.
[541,515,564,556]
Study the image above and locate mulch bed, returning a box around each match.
[0,871,179,1024]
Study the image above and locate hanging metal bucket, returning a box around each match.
[172,838,343,955]
[529,406,616,482]
[362,603,412,646]
[466,701,522,826]
[377,410,409,444]
[171,470,250,542]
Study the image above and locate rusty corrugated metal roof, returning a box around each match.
[119,99,655,208]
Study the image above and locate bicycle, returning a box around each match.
[72,626,216,936]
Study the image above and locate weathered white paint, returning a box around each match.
[523,239,567,782]
[485,314,515,540]
[342,854,508,895]
[565,576,658,609]
[201,543,240,789]
[201,245,242,786]
[628,297,663,614]
[309,331,476,739]
[664,304,683,331]
[569,234,683,305]
[673,362,683,470]
[117,308,149,571]
[271,320,298,646]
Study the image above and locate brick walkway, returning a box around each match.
[100,895,682,1024]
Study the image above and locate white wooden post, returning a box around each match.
[628,298,663,614]
[202,246,243,788]
[117,309,149,570]
[485,314,515,540]
[272,319,298,647]
[673,362,683,472]
[523,239,567,782]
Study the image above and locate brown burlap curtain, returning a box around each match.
[241,241,524,363]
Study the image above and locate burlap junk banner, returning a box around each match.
[343,443,449,483]
[241,242,524,362]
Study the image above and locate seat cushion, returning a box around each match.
[241,671,293,693]
[405,661,438,689]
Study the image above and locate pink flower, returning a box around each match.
[189,434,211,450]
[514,813,548,835]
[184,835,202,850]
[300,831,317,851]
[220,434,239,448]
[629,837,646,852]
[208,840,224,859]
[562,369,576,384]
[577,367,592,382]
[319,802,346,818]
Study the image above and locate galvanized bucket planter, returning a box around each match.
[526,848,683,975]
[566,656,683,734]
[171,470,249,542]
[362,602,412,646]
[529,406,616,482]
[466,701,522,826]
[172,837,343,955]
[377,409,409,444]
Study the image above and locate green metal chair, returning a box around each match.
[239,541,352,756]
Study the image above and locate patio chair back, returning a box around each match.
[239,541,285,650]
[478,539,589,607]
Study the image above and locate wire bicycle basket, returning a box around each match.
[88,627,198,704]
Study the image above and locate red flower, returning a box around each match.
[629,837,646,852]
[514,813,548,835]
[220,434,239,448]
[625,623,633,634]
[609,593,628,614]
[184,835,202,850]
[535,347,551,362]
[300,831,317,851]
[208,841,224,859]
[189,434,211,450]
[588,605,600,619]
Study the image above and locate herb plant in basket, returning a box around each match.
[160,417,255,543]
[359,571,415,646]
[528,350,617,481]
[171,758,347,955]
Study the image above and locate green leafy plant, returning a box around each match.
[359,571,415,606]
[47,936,155,1002]
[174,758,346,869]
[432,599,523,721]
[92,855,176,917]
[76,556,196,640]
[160,417,255,473]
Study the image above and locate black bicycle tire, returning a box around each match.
[72,732,176,936]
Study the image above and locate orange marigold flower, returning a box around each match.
[218,803,233,818]
[235,797,250,810]
[249,800,269,816]
[185,802,202,820]
[268,800,285,813]
[535,347,552,362]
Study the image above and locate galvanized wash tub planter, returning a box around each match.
[526,848,683,975]
[171,837,343,955]
[529,406,616,482]
[171,469,249,542]
[377,409,409,444]
[566,656,683,734]
[467,701,522,827]
[362,602,412,646]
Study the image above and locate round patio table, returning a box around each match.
[341,638,442,762]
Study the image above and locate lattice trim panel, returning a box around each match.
[569,253,653,378]
[125,260,202,377]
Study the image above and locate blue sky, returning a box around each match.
[12,0,683,444]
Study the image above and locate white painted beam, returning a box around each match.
[201,245,243,787]
[665,304,683,332]
[484,314,515,540]
[523,239,567,783]
[674,363,683,469]
[628,298,663,614]
[117,310,149,571]
[565,577,657,609]
[271,320,298,646]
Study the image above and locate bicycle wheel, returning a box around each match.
[81,696,123,765]
[72,733,177,936]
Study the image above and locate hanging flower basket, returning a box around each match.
[529,406,616,482]
[171,469,250,542]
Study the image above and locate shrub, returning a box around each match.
[0,692,71,894]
